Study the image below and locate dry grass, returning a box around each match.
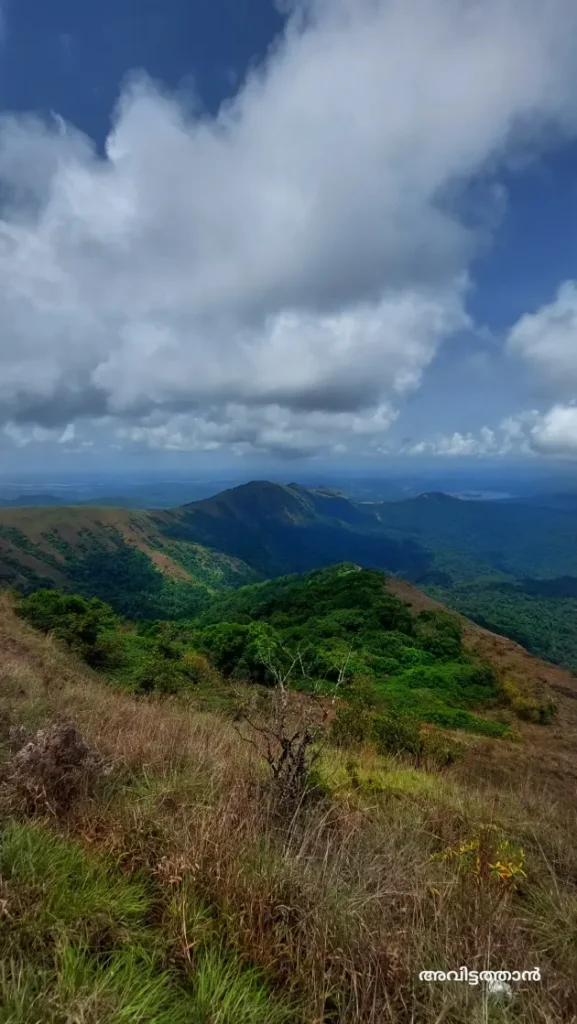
[1,591,577,1023]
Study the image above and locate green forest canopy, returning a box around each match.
[17,564,518,739]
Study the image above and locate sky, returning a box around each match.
[1,0,577,474]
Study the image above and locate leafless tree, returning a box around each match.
[235,642,351,809]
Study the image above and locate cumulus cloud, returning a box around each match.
[407,427,498,457]
[507,281,577,399]
[2,0,577,455]
[504,279,577,457]
[406,412,541,457]
[115,401,398,459]
[3,421,76,448]
[529,404,577,455]
[409,406,577,459]
[405,424,517,458]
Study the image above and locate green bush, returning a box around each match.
[372,711,424,758]
[17,590,120,669]
[16,565,517,742]
[331,705,374,748]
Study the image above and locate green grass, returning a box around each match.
[0,822,296,1024]
[0,822,152,954]
[0,944,195,1024]
[373,663,510,737]
[189,947,294,1024]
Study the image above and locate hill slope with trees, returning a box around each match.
[2,480,577,668]
[1,569,577,1021]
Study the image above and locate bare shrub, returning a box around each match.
[6,721,106,816]
[236,681,332,811]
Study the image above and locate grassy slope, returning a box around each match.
[0,505,257,595]
[1,591,577,1022]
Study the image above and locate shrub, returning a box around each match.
[5,723,106,817]
[180,651,219,687]
[347,673,378,709]
[129,653,185,695]
[371,711,424,759]
[501,679,556,724]
[16,590,121,670]
[331,705,374,748]
[422,734,465,768]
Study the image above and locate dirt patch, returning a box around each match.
[146,548,191,580]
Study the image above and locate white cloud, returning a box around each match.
[2,421,76,447]
[408,405,577,459]
[507,282,577,399]
[115,401,399,459]
[529,403,577,455]
[406,427,503,457]
[1,0,577,455]
[406,415,538,457]
[504,278,577,457]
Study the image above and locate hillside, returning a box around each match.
[3,480,572,591]
[2,574,577,1021]
[1,479,577,667]
[0,483,438,620]
[0,505,258,618]
[13,560,575,751]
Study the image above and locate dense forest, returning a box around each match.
[428,577,577,671]
[17,565,556,752]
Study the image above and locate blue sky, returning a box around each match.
[1,0,577,473]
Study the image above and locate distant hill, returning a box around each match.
[0,505,257,618]
[1,479,577,666]
[0,493,65,507]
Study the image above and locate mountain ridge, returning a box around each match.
[1,478,576,589]
[1,479,577,668]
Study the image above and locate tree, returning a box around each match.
[235,641,350,810]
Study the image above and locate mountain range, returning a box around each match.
[1,479,576,667]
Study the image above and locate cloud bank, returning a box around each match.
[1,0,577,457]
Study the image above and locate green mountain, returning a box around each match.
[0,505,258,619]
[1,479,577,668]
[0,482,437,609]
[174,481,577,582]
[15,561,558,738]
